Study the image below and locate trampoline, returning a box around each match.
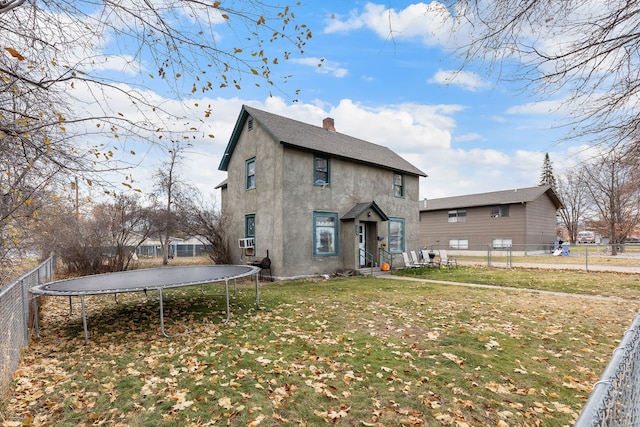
[31,265,261,344]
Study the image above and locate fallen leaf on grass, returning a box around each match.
[172,400,194,411]
[484,339,500,350]
[248,414,267,426]
[442,353,465,368]
[314,405,351,422]
[256,356,272,365]
[485,382,511,394]
[218,396,233,410]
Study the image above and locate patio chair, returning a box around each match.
[402,252,417,268]
[409,251,427,267]
[439,250,457,269]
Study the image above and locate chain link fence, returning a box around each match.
[574,314,640,426]
[416,243,640,272]
[0,256,55,395]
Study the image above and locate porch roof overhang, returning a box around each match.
[340,201,389,222]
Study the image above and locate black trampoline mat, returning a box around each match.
[31,265,260,296]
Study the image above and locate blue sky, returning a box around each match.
[72,1,593,201]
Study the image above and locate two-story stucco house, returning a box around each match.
[216,105,426,279]
[419,186,562,254]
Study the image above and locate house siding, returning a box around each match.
[525,197,558,246]
[419,188,560,252]
[419,203,527,249]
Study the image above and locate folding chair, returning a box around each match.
[410,250,427,267]
[439,250,457,268]
[402,252,417,268]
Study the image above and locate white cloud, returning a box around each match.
[454,132,482,143]
[428,69,490,92]
[506,99,565,115]
[291,57,348,78]
[324,2,458,48]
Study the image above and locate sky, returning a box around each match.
[68,1,596,203]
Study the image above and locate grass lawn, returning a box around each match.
[396,265,640,299]
[2,266,640,426]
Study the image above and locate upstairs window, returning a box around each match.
[314,155,330,185]
[448,210,467,223]
[246,158,256,190]
[393,173,404,197]
[491,206,509,218]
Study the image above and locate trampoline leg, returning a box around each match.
[159,288,169,337]
[255,273,260,307]
[34,295,41,339]
[224,279,230,324]
[81,295,88,345]
[69,296,73,316]
[159,288,191,338]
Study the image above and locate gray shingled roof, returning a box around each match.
[219,105,426,177]
[420,186,563,211]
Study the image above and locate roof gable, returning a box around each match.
[421,186,563,211]
[219,105,426,177]
[341,201,389,221]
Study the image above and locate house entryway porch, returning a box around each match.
[340,201,391,272]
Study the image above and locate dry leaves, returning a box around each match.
[1,278,637,426]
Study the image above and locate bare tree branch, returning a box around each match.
[448,0,640,149]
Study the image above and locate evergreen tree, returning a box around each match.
[539,153,557,188]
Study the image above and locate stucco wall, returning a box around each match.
[279,147,420,277]
[223,118,285,268]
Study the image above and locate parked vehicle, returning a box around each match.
[577,231,597,244]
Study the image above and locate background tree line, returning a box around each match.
[35,188,231,276]
[32,142,231,276]
[543,148,640,255]
[0,0,310,282]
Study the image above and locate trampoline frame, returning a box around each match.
[30,265,261,344]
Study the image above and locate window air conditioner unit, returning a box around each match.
[238,238,255,249]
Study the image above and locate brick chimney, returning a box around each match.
[322,117,335,131]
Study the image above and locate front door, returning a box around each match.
[358,224,366,267]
